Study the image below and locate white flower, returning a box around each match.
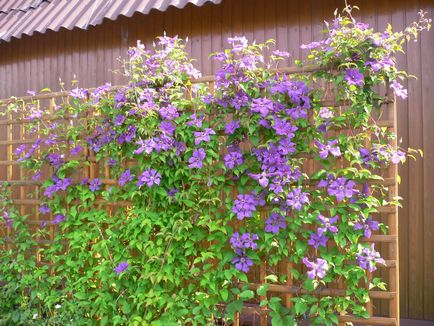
[32,313,38,319]
[55,304,61,309]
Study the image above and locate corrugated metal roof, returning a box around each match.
[0,0,222,42]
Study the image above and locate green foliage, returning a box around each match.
[0,6,430,325]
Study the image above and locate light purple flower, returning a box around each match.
[278,137,296,155]
[14,144,27,156]
[53,214,65,225]
[39,204,51,215]
[308,232,329,249]
[318,107,334,119]
[137,169,161,188]
[390,80,408,99]
[89,178,102,192]
[70,145,83,156]
[188,148,206,169]
[354,217,379,238]
[159,105,179,120]
[186,114,204,128]
[315,139,341,159]
[70,87,88,99]
[225,120,240,135]
[227,36,248,52]
[194,128,216,145]
[327,177,357,202]
[248,171,269,188]
[224,148,243,169]
[2,211,12,228]
[303,257,329,279]
[114,115,126,126]
[272,118,297,136]
[265,212,286,234]
[272,50,290,58]
[317,215,339,235]
[251,98,274,117]
[232,193,257,220]
[231,250,253,273]
[230,232,259,250]
[344,68,364,86]
[286,188,309,211]
[118,169,134,187]
[356,244,386,272]
[108,158,117,166]
[114,261,129,274]
[32,171,42,181]
[160,121,176,135]
[390,150,405,164]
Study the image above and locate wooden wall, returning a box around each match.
[0,0,432,320]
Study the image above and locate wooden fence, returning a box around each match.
[0,67,399,325]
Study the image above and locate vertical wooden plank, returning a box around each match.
[210,0,222,74]
[190,3,202,65]
[388,3,410,318]
[420,0,434,320]
[288,0,301,60]
[253,0,265,44]
[275,0,290,67]
[201,3,212,75]
[404,2,424,318]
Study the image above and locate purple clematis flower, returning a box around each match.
[70,145,83,156]
[356,244,386,272]
[354,217,379,238]
[2,211,12,228]
[53,214,65,225]
[70,87,88,99]
[114,114,126,126]
[225,120,240,135]
[315,139,341,159]
[265,212,286,234]
[308,232,329,249]
[89,178,102,192]
[159,105,179,120]
[160,121,176,135]
[232,193,257,220]
[194,128,216,145]
[114,261,129,274]
[344,68,364,86]
[118,169,134,187]
[230,232,259,250]
[327,177,357,202]
[303,257,329,279]
[108,158,117,166]
[39,204,51,215]
[317,215,339,235]
[390,150,406,164]
[224,148,243,169]
[272,118,297,136]
[188,148,206,169]
[137,169,161,188]
[278,137,296,155]
[186,113,204,128]
[251,98,274,117]
[286,188,309,211]
[248,171,269,188]
[231,250,253,273]
[390,80,408,99]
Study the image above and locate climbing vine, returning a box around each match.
[0,7,430,326]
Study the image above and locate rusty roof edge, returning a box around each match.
[0,0,223,43]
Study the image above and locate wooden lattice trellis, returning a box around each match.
[0,66,399,325]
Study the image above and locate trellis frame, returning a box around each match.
[0,66,399,325]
